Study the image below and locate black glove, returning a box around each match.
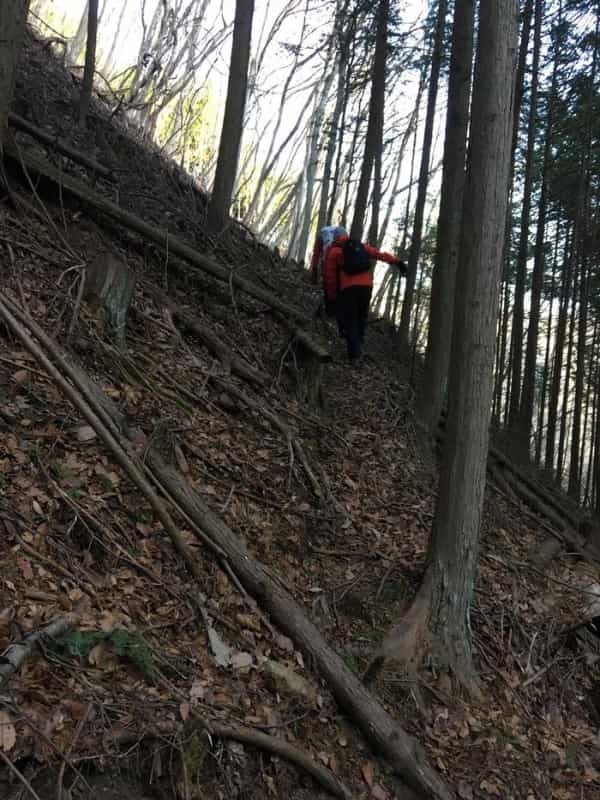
[397,259,407,277]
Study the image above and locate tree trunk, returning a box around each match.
[317,1,351,232]
[535,235,558,466]
[505,0,534,436]
[349,0,389,241]
[290,47,333,262]
[398,0,448,353]
[545,224,574,474]
[78,0,99,127]
[420,0,475,430]
[557,262,578,483]
[374,0,518,693]
[520,1,563,458]
[495,0,533,427]
[367,126,383,246]
[207,0,254,232]
[0,0,30,145]
[568,257,589,498]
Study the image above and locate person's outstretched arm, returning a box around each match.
[364,244,407,274]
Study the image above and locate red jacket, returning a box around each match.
[323,235,400,301]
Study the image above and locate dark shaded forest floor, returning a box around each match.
[1,29,600,800]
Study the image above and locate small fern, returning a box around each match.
[52,628,157,680]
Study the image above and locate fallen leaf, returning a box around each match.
[0,711,16,752]
[12,370,28,386]
[190,680,206,703]
[17,557,33,581]
[371,785,389,800]
[179,703,190,721]
[361,761,374,788]
[88,642,106,666]
[231,652,253,670]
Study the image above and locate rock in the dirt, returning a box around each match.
[76,425,97,443]
[262,659,318,706]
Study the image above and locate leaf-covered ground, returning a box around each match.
[0,28,599,800]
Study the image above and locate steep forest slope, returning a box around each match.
[1,29,600,800]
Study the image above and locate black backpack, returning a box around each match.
[342,238,371,275]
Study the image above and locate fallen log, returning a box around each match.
[488,443,580,528]
[0,294,451,800]
[142,450,451,799]
[0,615,76,687]
[4,147,330,361]
[162,299,269,388]
[489,452,597,567]
[8,112,113,179]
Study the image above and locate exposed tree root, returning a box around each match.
[109,720,352,800]
[364,569,482,701]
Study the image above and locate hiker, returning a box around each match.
[310,224,347,314]
[323,232,406,362]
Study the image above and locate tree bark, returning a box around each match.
[398,0,448,353]
[420,0,474,430]
[0,0,30,145]
[207,0,254,232]
[77,0,99,126]
[349,0,389,241]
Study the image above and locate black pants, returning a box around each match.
[337,285,372,361]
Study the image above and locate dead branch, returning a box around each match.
[0,615,76,687]
[166,302,269,387]
[8,113,113,180]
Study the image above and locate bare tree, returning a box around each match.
[350,0,389,241]
[207,0,255,232]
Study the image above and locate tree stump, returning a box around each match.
[282,335,326,409]
[84,251,135,348]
